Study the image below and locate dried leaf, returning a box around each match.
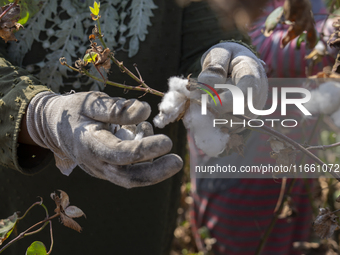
[281,0,317,49]
[0,4,23,42]
[328,20,340,49]
[85,42,112,72]
[58,189,70,210]
[305,48,324,63]
[262,6,283,37]
[268,136,296,167]
[310,66,340,78]
[51,190,85,233]
[60,213,82,233]
[225,134,244,156]
[64,206,86,219]
[313,208,340,239]
[293,240,338,255]
[94,48,111,71]
[0,212,18,245]
[268,136,285,153]
[277,196,297,221]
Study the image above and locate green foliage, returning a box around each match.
[83,52,98,64]
[89,1,100,16]
[296,32,306,50]
[25,241,47,255]
[0,0,43,25]
[0,213,18,245]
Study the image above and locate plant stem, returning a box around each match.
[18,200,43,221]
[60,60,164,97]
[0,0,19,21]
[238,115,340,182]
[47,221,53,255]
[306,141,340,151]
[95,19,150,89]
[255,179,297,255]
[0,213,59,254]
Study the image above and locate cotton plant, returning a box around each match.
[304,81,340,127]
[154,42,268,157]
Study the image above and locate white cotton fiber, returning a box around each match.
[154,76,229,157]
[331,108,340,128]
[153,77,189,128]
[183,104,229,157]
[304,81,340,115]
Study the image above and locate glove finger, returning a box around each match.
[81,91,151,125]
[198,46,231,86]
[83,124,173,165]
[83,154,183,188]
[135,121,154,137]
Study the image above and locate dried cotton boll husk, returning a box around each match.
[304,82,340,115]
[183,103,229,157]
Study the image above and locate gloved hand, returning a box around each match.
[154,41,268,157]
[27,91,183,188]
[197,41,268,122]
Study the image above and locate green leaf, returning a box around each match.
[0,212,18,245]
[25,241,47,255]
[296,32,306,50]
[18,9,29,25]
[83,52,98,64]
[89,1,100,16]
[263,6,283,37]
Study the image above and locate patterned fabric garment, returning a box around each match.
[190,0,334,254]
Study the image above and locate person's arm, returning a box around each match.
[18,111,38,146]
[0,49,53,174]
[0,45,183,187]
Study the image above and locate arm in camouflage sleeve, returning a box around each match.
[0,49,54,174]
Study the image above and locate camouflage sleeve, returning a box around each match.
[0,49,54,175]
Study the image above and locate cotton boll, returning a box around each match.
[304,82,340,115]
[154,87,188,128]
[168,76,190,97]
[331,108,340,128]
[183,103,229,157]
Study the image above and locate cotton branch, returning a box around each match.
[0,0,19,21]
[238,115,340,182]
[59,58,164,97]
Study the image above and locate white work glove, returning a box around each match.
[154,42,268,157]
[27,91,183,188]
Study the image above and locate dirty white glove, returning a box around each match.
[154,42,268,157]
[197,41,268,119]
[27,91,183,188]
